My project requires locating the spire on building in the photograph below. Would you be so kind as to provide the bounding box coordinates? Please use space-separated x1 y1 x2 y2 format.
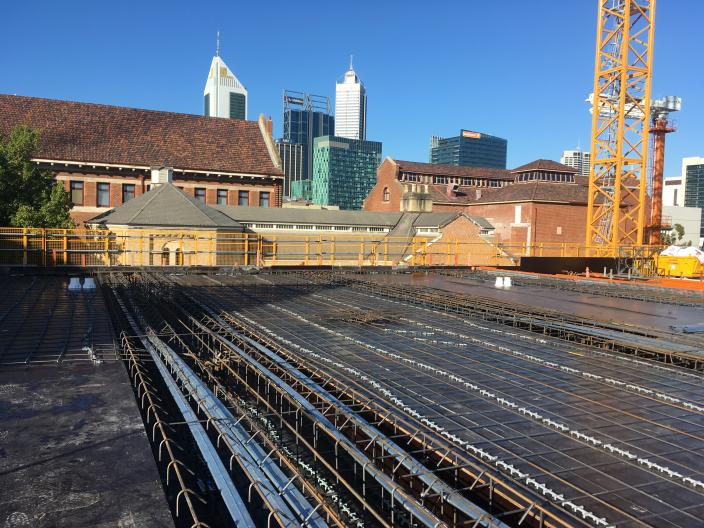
203 33 248 120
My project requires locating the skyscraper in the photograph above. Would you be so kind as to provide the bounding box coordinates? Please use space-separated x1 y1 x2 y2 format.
429 130 507 169
203 34 248 120
334 59 367 140
282 91 334 183
276 140 304 198
560 149 591 177
312 136 381 210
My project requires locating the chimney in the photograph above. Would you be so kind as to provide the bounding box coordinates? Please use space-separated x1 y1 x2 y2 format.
266 115 273 138
150 166 173 186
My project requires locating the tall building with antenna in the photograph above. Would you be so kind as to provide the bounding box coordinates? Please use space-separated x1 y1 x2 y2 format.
334 57 367 140
203 32 248 120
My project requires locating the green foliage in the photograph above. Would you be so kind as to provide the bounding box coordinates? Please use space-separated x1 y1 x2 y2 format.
662 223 686 246
0 125 74 228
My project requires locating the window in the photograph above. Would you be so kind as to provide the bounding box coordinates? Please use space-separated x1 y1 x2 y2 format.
97 183 110 207
238 190 249 206
204 94 210 115
217 189 228 205
229 93 246 119
259 192 270 208
194 188 206 202
382 187 390 202
70 181 84 205
122 184 135 203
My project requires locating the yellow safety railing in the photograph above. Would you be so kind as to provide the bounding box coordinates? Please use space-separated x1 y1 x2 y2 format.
0 227 649 268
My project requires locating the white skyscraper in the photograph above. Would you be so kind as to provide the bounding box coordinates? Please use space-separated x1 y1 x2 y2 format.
203 34 248 120
334 59 367 140
560 149 590 177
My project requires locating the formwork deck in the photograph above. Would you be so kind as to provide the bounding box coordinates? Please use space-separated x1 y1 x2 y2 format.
0 275 172 528
415 274 704 331
172 272 704 528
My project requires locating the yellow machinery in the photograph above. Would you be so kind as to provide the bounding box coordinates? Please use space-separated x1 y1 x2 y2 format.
586 0 656 255
656 256 704 278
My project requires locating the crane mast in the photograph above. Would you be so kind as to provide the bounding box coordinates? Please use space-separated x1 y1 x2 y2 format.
586 0 656 255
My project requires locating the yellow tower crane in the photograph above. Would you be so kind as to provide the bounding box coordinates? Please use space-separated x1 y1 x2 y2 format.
586 0 656 255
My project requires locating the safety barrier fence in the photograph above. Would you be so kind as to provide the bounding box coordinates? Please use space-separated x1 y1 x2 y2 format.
0 227 647 267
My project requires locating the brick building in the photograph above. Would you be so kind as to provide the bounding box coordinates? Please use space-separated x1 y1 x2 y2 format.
364 157 591 246
0 94 283 225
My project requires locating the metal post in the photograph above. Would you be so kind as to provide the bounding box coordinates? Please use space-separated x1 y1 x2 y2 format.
103 230 109 266
22 228 28 266
62 229 68 265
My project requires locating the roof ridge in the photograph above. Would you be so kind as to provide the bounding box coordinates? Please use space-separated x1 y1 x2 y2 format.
0 93 224 122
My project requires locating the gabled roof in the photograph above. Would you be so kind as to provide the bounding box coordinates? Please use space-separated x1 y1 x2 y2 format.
0 94 282 176
511 159 578 173
88 183 242 228
392 159 513 180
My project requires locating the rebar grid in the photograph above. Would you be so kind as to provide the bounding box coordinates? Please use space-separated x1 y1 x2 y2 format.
182 271 704 527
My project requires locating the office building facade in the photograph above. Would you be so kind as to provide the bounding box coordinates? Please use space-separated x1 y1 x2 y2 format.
281 91 334 182
560 149 590 177
334 62 367 140
429 130 507 169
312 136 382 210
276 140 305 197
203 39 247 120
683 157 704 240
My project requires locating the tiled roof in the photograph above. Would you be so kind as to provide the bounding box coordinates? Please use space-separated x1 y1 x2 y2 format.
393 160 513 180
214 206 472 228
88 183 242 228
512 159 578 173
0 94 282 176
88 183 496 231
430 180 588 205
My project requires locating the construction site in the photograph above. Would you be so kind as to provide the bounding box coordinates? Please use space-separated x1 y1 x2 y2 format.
2 1 704 528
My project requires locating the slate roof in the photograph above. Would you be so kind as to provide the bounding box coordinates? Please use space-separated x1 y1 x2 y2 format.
393 160 513 180
88 184 242 228
0 94 282 176
512 159 578 173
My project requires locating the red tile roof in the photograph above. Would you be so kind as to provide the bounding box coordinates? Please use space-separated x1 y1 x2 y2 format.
0 94 282 177
429 180 588 205
512 159 578 173
393 159 513 180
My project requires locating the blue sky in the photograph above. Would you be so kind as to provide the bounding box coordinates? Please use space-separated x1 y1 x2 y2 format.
1 0 701 176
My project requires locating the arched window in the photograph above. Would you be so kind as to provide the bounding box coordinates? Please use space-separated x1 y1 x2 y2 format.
382 187 390 202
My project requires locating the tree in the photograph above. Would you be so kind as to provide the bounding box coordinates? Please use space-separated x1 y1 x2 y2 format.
0 125 74 228
662 223 685 246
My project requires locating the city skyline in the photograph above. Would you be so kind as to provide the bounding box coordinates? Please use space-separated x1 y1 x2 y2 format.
2 1 702 176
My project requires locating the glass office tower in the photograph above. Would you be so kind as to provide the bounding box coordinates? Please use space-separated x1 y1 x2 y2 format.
282 91 334 182
684 161 704 239
429 130 507 169
312 136 382 210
